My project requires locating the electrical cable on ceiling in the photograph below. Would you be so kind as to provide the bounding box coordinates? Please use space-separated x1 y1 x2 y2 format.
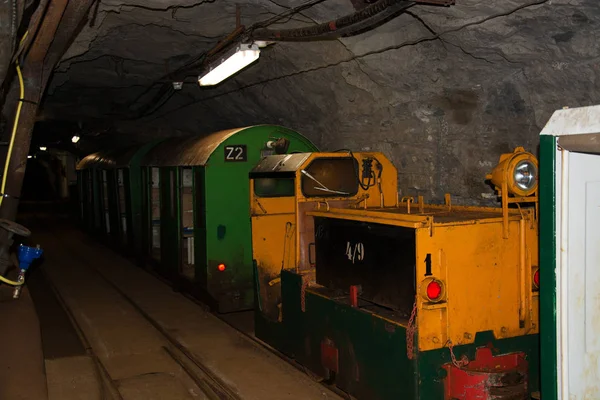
127 0 411 117
250 0 329 30
250 0 415 41
119 1 334 120
146 0 548 121
132 0 327 93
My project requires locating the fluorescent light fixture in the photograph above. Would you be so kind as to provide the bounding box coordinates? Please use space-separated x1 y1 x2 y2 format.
39 146 47 151
198 43 260 86
27 155 32 159
72 135 80 143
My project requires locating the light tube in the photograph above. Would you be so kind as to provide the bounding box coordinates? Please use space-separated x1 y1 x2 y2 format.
198 43 260 86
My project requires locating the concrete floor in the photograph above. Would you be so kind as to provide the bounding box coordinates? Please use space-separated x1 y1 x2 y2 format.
0 287 48 400
5 215 339 400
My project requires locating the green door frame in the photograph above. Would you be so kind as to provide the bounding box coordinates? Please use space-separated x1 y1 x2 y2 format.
160 167 180 279
539 135 558 400
193 166 208 287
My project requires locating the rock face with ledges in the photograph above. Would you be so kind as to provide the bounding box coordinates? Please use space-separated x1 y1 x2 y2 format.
46 0 600 204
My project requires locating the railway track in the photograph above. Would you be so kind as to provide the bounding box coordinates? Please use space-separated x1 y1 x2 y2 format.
27 215 340 400
44 240 242 400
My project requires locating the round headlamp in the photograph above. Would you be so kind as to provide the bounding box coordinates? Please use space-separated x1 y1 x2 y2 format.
487 147 539 197
513 160 538 193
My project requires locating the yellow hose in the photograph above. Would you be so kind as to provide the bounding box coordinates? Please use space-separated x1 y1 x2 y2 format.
0 33 28 286
0 274 23 286
0 58 25 209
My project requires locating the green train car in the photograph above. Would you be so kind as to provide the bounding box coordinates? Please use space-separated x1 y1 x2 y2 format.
77 142 160 254
77 125 317 313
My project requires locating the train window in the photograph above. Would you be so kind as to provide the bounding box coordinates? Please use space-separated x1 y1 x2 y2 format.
301 158 358 198
150 167 161 261
254 178 295 197
180 168 194 281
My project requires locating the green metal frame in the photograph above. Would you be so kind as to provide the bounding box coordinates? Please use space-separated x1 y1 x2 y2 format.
121 168 133 248
159 167 180 279
193 167 208 288
94 170 105 236
539 134 558 400
127 141 163 258
107 170 120 244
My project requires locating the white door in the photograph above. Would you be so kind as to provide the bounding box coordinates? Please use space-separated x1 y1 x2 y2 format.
557 148 600 399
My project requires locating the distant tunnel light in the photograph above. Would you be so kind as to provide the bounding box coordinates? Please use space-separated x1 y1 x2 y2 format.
72 135 80 143
39 146 47 151
198 43 260 86
27 155 32 159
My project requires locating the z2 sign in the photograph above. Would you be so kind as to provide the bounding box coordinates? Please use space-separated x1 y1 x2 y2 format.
224 145 247 162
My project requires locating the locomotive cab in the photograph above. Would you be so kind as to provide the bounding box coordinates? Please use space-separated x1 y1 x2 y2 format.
249 152 397 327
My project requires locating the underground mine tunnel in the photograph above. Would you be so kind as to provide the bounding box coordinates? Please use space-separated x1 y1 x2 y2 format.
0 1 599 399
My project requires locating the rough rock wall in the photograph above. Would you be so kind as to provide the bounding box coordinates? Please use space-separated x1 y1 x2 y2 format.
47 0 600 204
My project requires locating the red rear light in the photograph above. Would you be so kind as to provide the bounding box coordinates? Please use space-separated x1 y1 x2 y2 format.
427 281 442 300
533 269 539 288
218 263 226 272
420 277 445 303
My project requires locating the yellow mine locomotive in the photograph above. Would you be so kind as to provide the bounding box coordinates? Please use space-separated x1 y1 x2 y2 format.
250 148 540 400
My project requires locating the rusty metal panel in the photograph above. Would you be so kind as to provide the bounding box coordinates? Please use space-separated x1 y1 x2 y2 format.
140 127 248 167
76 146 140 170
249 153 311 175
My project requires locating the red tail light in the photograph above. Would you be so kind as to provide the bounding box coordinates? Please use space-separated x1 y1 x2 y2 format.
533 269 539 288
420 277 445 303
427 281 442 300
218 263 226 272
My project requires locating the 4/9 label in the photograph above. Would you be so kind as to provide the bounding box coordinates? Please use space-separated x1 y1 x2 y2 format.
345 242 365 264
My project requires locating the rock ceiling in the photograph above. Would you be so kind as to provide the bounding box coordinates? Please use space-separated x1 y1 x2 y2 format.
40 0 600 202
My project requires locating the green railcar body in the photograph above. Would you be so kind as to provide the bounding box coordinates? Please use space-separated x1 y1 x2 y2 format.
77 125 317 313
140 126 317 312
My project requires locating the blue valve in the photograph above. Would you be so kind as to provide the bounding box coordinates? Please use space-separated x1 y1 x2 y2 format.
17 244 43 271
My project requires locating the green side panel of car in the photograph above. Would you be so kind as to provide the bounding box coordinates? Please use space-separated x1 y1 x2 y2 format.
193 167 208 288
93 170 103 235
107 170 120 244
159 167 180 279
127 140 163 258
539 134 558 400
122 169 133 249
